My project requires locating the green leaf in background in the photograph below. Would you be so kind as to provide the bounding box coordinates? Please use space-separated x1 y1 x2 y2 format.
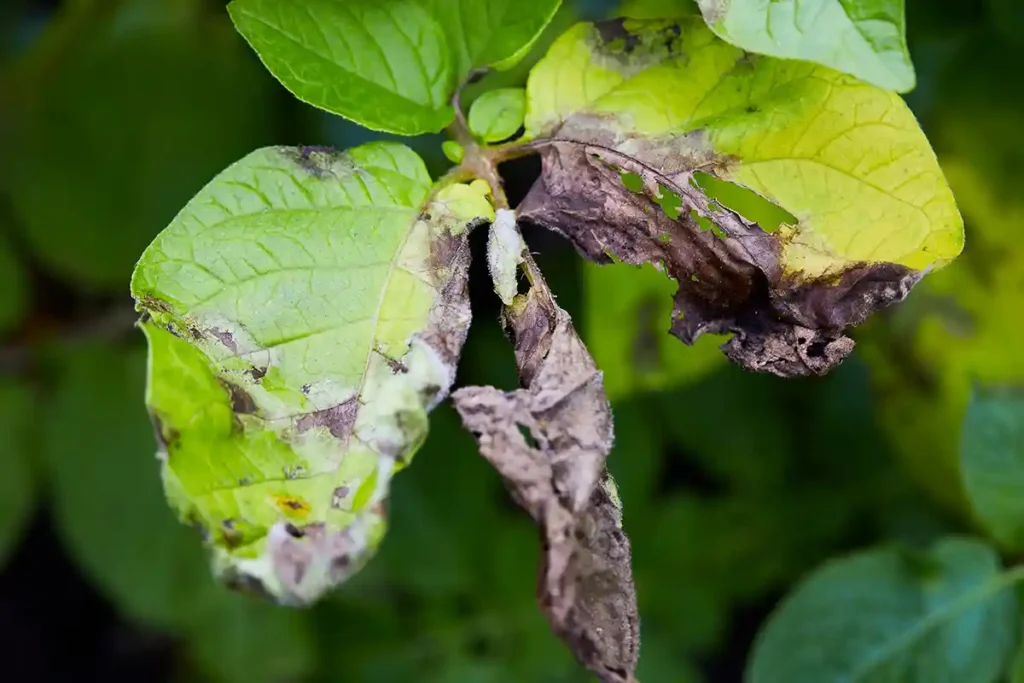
424 0 563 73
131 142 494 605
0 232 28 334
7 2 274 290
228 0 454 135
748 537 1020 683
468 87 526 142
695 0 916 93
582 261 725 400
619 0 698 19
0 380 34 567
960 386 1024 549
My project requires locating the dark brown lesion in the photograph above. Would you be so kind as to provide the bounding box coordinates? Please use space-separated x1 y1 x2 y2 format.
218 379 256 415
295 396 359 440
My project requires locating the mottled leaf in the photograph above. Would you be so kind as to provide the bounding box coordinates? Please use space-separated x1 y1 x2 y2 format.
228 0 454 135
748 537 1019 683
696 0 915 92
131 142 494 605
468 87 527 142
519 18 961 376
453 278 639 683
960 386 1024 549
0 381 34 567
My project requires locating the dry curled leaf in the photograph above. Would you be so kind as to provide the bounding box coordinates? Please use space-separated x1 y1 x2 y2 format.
453 284 639 683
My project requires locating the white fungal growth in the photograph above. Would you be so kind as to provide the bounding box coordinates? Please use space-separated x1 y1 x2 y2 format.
487 208 525 305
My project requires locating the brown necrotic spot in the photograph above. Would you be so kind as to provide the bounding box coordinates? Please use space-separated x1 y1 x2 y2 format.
221 519 244 548
208 328 237 353
281 145 342 178
247 365 267 381
331 486 351 508
274 495 311 518
295 396 358 440
219 379 256 415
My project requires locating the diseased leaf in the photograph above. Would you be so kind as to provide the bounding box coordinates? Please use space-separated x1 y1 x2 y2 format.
487 208 526 305
582 261 726 399
0 381 34 568
131 142 494 605
468 87 527 143
424 0 563 73
228 0 454 135
960 386 1024 549
453 277 639 683
519 18 961 377
695 0 915 92
748 537 1019 683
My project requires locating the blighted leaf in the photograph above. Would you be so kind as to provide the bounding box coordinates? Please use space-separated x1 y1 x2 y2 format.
468 87 527 143
696 0 915 92
228 0 454 135
582 260 726 399
425 0 563 73
748 537 1019 683
0 233 28 334
960 386 1024 549
131 142 494 605
0 381 34 567
453 281 639 682
519 18 961 377
8 5 273 289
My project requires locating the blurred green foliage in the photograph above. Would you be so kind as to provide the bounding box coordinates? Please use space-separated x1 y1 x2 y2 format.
2 0 1024 681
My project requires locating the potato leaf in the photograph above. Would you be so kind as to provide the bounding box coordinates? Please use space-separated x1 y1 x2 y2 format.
696 0 916 92
131 142 493 605
519 18 961 376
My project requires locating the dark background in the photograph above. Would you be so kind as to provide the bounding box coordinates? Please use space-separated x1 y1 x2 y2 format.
1 0 1021 681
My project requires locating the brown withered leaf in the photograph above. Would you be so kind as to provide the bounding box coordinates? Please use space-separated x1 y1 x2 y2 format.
516 18 963 377
453 285 639 683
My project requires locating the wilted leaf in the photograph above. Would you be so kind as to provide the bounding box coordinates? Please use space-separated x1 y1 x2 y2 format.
8 5 273 289
0 380 34 568
695 0 916 92
582 261 725 399
748 537 1019 683
960 385 1024 549
0 233 28 334
519 17 961 377
487 208 526 305
131 142 493 605
453 279 639 683
468 87 527 142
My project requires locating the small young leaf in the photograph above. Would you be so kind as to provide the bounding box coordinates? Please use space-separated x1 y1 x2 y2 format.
131 142 494 605
468 87 527 142
442 140 465 163
0 381 34 568
748 537 1020 683
696 0 916 93
228 0 455 135
960 385 1024 549
425 0 563 73
520 18 961 377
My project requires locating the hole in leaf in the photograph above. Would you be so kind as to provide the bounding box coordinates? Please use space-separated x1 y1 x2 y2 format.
692 171 797 233
517 423 539 449
619 170 644 193
654 184 682 219
690 210 726 239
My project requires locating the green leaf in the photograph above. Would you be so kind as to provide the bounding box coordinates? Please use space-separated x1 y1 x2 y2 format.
960 386 1024 549
42 346 213 626
520 17 961 376
131 142 494 605
695 0 916 93
0 381 35 567
0 233 28 334
442 140 465 163
8 5 274 289
468 87 526 142
748 537 1020 683
228 0 455 135
582 261 725 399
424 0 563 73
620 0 699 19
